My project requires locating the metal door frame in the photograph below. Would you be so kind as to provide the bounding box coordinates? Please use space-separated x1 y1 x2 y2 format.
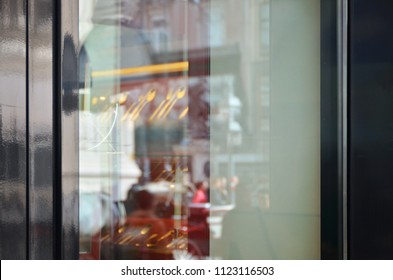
27 0 79 259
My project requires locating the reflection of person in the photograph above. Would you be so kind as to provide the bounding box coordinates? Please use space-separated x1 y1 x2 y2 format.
116 190 172 260
124 183 142 215
257 188 270 210
220 184 275 259
211 177 229 205
192 181 208 203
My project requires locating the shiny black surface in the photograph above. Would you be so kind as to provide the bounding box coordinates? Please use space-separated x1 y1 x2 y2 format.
27 0 55 259
1 0 79 260
0 0 27 259
58 0 79 259
320 0 342 260
350 0 393 259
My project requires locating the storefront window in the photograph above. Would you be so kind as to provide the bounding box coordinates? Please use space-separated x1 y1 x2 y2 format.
78 0 320 260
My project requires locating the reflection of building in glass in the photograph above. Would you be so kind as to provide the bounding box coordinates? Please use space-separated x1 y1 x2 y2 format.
78 0 212 260
77 0 273 259
208 0 271 192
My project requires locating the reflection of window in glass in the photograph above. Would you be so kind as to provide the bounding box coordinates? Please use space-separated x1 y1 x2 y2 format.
149 17 169 52
79 0 96 42
209 5 225 47
259 0 270 58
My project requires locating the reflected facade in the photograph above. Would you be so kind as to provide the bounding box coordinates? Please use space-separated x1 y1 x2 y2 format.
78 0 320 260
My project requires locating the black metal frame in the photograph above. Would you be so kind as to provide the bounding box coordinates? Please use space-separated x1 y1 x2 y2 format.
27 0 79 260
0 0 79 259
55 0 79 260
320 0 344 260
27 0 56 259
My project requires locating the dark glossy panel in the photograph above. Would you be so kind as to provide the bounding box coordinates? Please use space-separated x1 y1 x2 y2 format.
0 0 27 259
27 0 54 259
350 0 393 259
320 0 342 260
58 0 79 259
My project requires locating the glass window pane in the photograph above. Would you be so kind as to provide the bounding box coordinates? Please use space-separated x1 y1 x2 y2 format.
78 0 320 260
